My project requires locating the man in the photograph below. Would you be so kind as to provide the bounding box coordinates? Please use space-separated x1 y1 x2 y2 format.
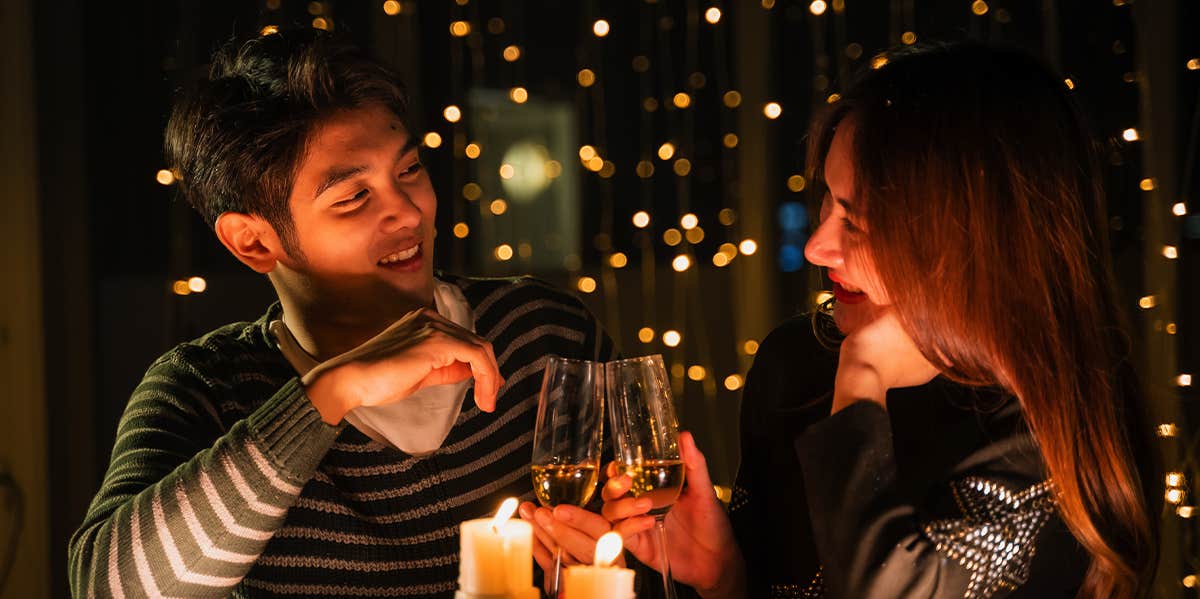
69 29 613 597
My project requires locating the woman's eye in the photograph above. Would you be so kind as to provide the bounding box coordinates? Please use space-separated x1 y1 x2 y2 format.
841 218 860 233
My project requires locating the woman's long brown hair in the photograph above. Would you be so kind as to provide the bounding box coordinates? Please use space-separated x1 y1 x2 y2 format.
808 43 1156 597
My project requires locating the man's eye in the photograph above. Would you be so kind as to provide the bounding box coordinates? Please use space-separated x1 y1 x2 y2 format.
399 163 423 177
335 190 369 207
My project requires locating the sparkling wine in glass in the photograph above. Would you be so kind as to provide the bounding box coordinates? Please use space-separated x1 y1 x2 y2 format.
531 356 605 598
606 354 684 599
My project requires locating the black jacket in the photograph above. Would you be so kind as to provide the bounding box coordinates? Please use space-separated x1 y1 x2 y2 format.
729 316 1092 599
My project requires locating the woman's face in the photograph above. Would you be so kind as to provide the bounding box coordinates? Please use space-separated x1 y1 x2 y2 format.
804 119 891 333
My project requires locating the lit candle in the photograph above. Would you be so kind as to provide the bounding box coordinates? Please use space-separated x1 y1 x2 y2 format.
456 498 540 599
562 532 636 599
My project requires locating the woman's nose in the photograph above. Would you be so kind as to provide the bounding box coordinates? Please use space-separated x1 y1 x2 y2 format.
804 217 843 269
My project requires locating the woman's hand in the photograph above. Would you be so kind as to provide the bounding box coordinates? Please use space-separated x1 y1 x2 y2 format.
601 432 746 599
832 307 939 414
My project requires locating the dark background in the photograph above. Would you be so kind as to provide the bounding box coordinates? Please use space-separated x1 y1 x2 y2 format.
7 0 1198 596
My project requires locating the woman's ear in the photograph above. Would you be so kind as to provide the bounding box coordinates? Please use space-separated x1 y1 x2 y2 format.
213 212 285 274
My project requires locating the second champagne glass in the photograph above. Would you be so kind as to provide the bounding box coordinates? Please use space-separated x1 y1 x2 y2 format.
531 356 605 598
606 354 684 599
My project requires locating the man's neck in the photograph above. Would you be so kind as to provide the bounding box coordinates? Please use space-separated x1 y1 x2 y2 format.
276 288 437 362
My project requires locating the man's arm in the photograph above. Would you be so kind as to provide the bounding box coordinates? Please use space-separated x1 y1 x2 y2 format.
68 349 342 598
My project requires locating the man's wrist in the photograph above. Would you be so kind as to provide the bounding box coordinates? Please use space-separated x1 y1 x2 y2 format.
304 366 353 425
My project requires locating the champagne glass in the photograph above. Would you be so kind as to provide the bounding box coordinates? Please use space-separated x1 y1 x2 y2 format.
531 356 605 598
605 354 684 599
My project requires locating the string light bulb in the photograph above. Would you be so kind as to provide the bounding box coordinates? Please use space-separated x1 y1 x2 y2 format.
1122 128 1139 141
577 69 596 87
260 24 280 36
673 93 691 109
577 276 597 293
509 87 528 104
449 21 470 37
1179 374 1193 387
1167 472 1185 487
638 327 655 343
658 142 676 161
503 45 521 62
1158 423 1178 437
1178 506 1195 518
1138 295 1156 309
495 244 514 261
723 90 742 108
423 132 443 148
464 143 481 159
1166 488 1186 505
680 214 699 230
632 211 651 228
593 19 610 37
763 102 782 119
672 254 692 272
1172 202 1188 216
489 199 508 215
453 222 470 238
724 374 744 391
705 7 722 23
1140 178 1156 191
156 169 176 185
382 0 401 15
809 0 827 15
743 339 760 355
739 239 758 255
443 105 462 123
971 0 989 15
1163 245 1178 259
687 365 707 381
609 252 628 268
186 276 207 293
663 330 682 347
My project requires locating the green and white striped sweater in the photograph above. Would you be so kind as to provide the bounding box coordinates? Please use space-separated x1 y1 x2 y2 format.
69 275 614 598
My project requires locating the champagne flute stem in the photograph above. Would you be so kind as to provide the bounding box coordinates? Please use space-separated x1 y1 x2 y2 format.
551 546 563 599
655 516 677 599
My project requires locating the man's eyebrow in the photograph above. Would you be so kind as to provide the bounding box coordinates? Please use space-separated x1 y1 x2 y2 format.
314 165 368 201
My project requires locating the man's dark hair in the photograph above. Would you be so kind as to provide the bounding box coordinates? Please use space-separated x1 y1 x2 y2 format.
165 29 412 252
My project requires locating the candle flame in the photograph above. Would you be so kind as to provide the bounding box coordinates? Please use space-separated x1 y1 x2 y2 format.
594 532 623 567
490 497 519 532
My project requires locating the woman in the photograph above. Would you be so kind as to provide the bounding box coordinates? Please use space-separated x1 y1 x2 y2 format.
528 42 1159 598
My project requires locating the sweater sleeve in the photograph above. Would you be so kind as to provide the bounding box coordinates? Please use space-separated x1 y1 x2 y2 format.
795 401 1059 599
68 350 344 598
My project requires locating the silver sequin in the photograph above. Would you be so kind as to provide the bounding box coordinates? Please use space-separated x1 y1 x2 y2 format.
924 478 1056 599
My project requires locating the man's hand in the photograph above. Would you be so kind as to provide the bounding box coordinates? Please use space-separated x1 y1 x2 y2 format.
304 308 503 424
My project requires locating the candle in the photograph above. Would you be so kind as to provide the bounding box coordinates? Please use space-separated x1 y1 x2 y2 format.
562 532 636 599
456 498 540 599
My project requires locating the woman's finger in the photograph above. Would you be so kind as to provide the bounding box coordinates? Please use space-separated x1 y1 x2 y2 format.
552 505 611 540
678 431 716 500
601 474 633 502
601 496 652 522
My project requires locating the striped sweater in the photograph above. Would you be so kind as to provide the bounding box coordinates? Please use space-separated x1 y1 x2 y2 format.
69 275 615 598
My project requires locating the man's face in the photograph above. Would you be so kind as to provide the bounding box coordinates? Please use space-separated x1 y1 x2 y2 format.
278 103 437 312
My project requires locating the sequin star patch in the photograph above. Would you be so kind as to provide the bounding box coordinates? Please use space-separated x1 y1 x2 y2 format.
924 478 1056 599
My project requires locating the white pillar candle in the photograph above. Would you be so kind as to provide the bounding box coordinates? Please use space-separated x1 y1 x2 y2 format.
562 532 636 599
456 498 540 599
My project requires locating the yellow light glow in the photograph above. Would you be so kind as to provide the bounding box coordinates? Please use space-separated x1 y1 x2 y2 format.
636 160 655 178
382 0 402 15
609 252 628 268
681 213 699 230
815 291 834 306
718 209 736 226
871 54 889 69
464 143 481 159
663 228 682 246
901 31 916 45
593 532 622 567
499 164 515 179
673 92 691 109
1163 245 1178 259
1122 128 1139 141
638 327 655 343
579 145 597 162
593 19 610 37
809 0 827 15
673 159 692 176
1138 295 1156 309
724 374 743 391
658 142 676 161
1167 472 1185 487
686 227 705 244
503 45 521 62
495 244 514 261
761 0 775 7
577 276 597 293
971 0 989 15
423 132 443 148
490 497 519 530
260 25 280 36
585 156 604 172
443 105 462 123
705 7 722 23
663 330 682 347
1167 322 1177 335
826 93 842 104
633 211 651 228
453 222 470 238
517 242 532 258
1187 58 1200 70
763 102 782 119
1166 488 1185 505
787 175 807 192
1064 78 1075 90
1179 374 1193 387
1185 575 1198 588
156 169 176 185
1158 423 1178 437
723 133 739 148
487 17 504 35
688 365 707 381
577 69 596 87
172 280 191 296
846 42 863 59
187 276 207 293
308 1 324 15
719 242 738 258
672 254 692 272
739 239 758 255
723 90 742 108
544 160 562 178
1139 178 1155 191
489 199 508 215
743 339 759 355
509 87 528 104
450 21 471 37
643 97 659 112
599 161 616 178
1173 202 1188 216
632 55 650 72
463 183 482 201
1178 506 1195 518
312 17 331 31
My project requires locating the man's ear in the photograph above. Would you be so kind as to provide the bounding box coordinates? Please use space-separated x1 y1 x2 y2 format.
214 212 285 274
